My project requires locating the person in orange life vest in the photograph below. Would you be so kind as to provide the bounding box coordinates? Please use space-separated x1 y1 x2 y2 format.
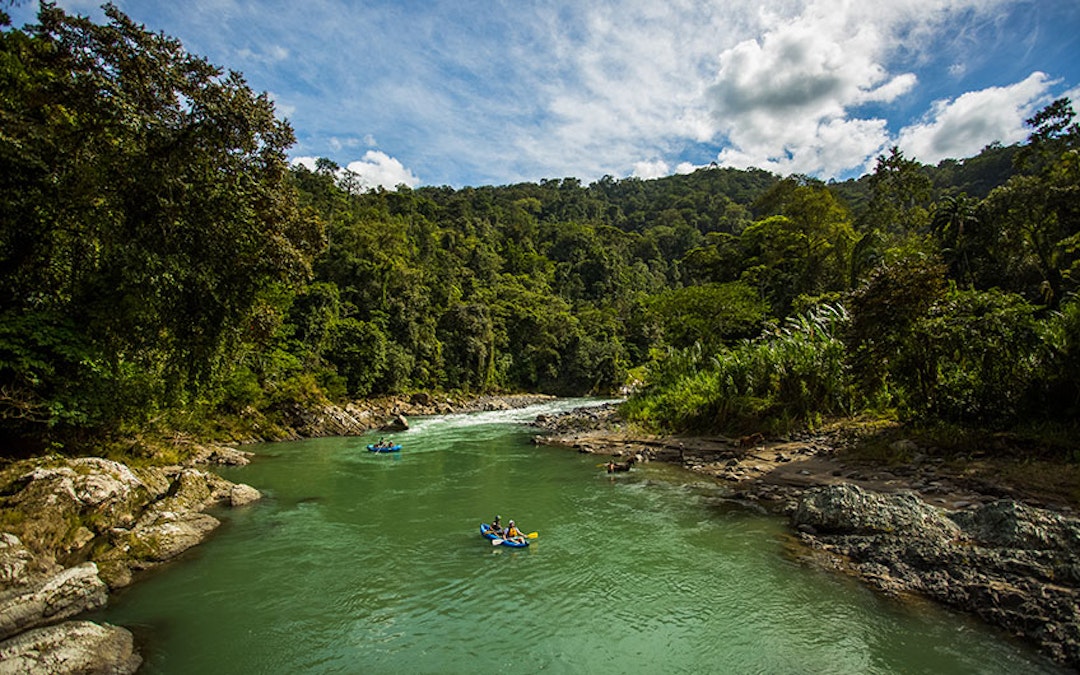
503 519 525 544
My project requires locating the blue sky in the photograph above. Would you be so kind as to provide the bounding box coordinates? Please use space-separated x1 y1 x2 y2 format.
7 0 1080 189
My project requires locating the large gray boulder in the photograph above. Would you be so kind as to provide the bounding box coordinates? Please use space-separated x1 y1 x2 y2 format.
949 499 1080 551
793 483 961 539
0 620 141 675
0 452 264 673
381 414 409 432
0 561 108 642
3 460 156 564
792 484 1080 669
0 534 49 589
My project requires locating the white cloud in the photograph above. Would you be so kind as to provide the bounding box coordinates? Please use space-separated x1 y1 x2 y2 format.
632 160 671 180
235 43 289 66
292 151 420 191
897 72 1055 164
345 151 420 190
699 0 1032 178
267 91 295 119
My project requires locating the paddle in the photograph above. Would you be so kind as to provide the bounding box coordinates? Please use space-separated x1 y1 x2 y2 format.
492 531 536 545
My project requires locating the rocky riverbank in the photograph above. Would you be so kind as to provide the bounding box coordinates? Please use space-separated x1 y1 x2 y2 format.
234 392 557 441
532 402 1080 670
0 392 554 673
0 447 261 674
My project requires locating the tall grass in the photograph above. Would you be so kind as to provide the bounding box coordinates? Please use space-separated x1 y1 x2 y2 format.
623 304 854 434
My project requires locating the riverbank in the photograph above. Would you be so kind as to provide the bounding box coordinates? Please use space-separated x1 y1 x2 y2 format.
531 402 1080 670
0 392 554 674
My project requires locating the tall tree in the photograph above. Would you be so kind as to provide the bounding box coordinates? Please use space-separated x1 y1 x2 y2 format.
861 146 933 236
0 5 322 439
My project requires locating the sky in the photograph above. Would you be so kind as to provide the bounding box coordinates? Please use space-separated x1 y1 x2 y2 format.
6 0 1080 189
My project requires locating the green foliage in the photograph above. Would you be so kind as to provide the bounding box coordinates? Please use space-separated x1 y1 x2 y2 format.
625 305 852 434
648 282 765 350
328 318 388 397
897 289 1046 425
844 255 947 395
0 5 321 443
1 10 1078 455
861 146 933 236
1040 294 1080 418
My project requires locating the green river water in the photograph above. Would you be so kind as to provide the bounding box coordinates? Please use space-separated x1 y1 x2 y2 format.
91 399 1065 674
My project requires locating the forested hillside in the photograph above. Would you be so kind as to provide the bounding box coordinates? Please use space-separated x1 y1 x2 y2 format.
1 6 1078 455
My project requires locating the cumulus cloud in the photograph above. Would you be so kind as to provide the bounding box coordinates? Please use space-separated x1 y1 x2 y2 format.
292 151 420 191
50 0 1072 186
699 0 1039 178
896 72 1056 164
344 151 421 190
703 1 924 176
632 159 671 180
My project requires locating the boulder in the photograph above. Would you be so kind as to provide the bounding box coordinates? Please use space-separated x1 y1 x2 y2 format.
229 483 262 507
793 484 960 539
792 485 1080 669
950 500 1080 551
410 392 433 406
0 562 108 641
0 620 140 675
0 534 51 590
186 444 253 467
0 458 172 565
127 511 220 564
382 414 409 432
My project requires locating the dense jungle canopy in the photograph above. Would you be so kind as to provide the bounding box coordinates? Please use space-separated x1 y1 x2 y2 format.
1 6 1078 454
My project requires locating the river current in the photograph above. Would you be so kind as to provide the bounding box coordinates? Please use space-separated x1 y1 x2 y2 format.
91 399 1064 673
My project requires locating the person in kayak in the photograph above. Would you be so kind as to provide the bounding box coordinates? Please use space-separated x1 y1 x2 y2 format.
503 519 526 544
489 515 503 536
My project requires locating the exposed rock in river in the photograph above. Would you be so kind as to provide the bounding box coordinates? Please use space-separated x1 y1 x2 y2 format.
0 558 107 641
791 484 1080 669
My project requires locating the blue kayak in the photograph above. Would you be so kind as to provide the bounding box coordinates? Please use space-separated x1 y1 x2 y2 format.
366 444 402 453
481 523 529 547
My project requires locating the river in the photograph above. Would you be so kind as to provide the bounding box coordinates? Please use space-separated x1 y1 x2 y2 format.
91 399 1065 673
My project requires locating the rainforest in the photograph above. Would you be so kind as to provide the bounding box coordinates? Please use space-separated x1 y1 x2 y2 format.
3 6 1078 457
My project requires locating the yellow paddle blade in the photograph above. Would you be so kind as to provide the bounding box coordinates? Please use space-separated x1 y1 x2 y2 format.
527 531 538 539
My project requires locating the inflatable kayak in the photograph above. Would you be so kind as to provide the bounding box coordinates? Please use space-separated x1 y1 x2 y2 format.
480 523 529 548
366 444 402 453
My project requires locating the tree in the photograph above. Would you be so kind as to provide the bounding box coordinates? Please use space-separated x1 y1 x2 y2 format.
0 5 322 440
738 183 855 314
862 147 933 236
648 282 766 350
930 194 980 288
1016 97 1080 174
844 256 947 397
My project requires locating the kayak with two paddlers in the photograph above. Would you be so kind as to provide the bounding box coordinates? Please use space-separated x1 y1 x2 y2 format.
480 521 538 547
367 437 401 453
